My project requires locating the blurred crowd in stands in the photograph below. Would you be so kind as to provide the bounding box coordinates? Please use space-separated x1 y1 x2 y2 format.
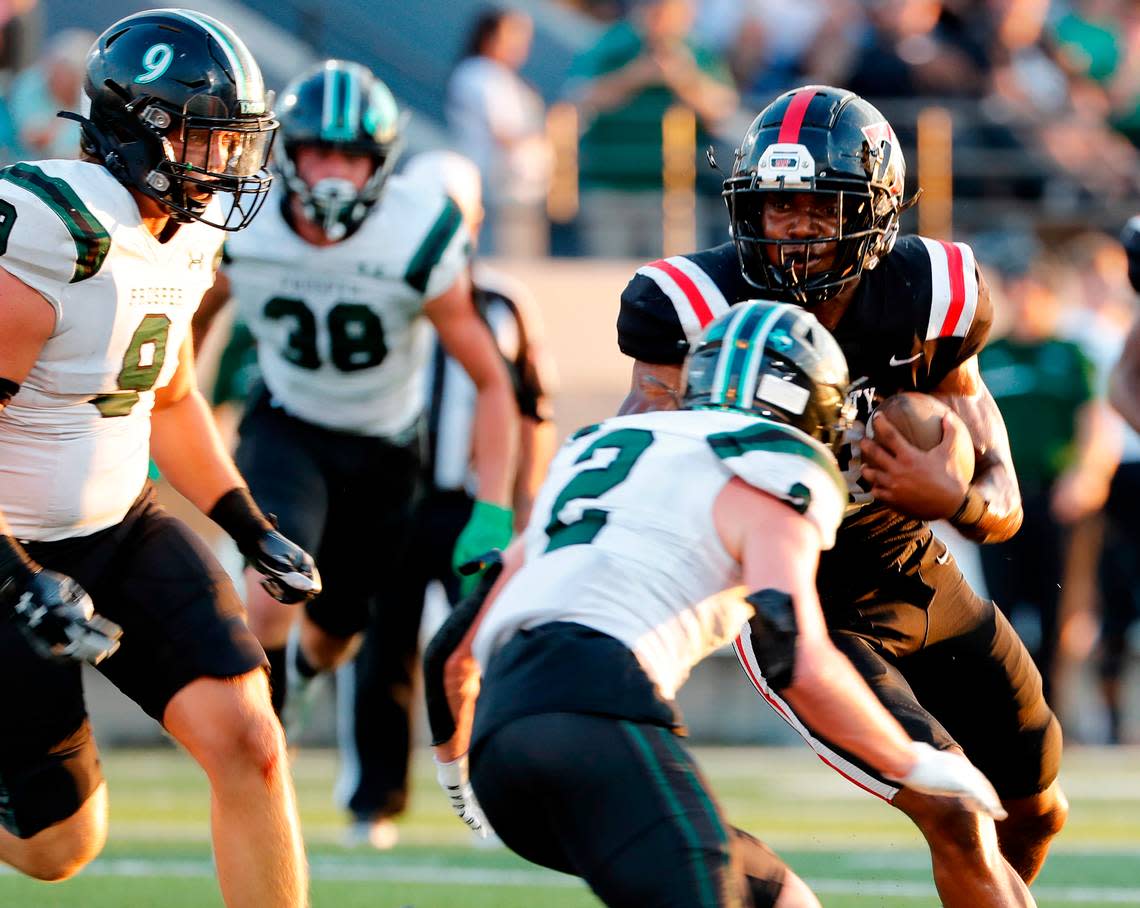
972 228 1139 745
553 0 1140 248
7 0 1140 742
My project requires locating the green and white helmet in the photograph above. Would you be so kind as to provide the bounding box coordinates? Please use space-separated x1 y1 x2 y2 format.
681 301 853 454
275 59 403 239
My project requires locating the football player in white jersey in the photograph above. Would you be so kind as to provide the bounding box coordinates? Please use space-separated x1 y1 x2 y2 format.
0 12 319 907
198 61 519 720
425 302 1007 908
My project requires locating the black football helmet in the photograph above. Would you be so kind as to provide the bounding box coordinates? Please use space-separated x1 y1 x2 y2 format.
68 9 277 230
274 60 403 240
681 300 853 454
723 85 912 306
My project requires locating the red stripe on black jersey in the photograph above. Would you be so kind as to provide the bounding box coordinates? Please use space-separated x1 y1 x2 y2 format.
649 258 716 326
917 236 979 342
777 89 817 144
938 240 967 337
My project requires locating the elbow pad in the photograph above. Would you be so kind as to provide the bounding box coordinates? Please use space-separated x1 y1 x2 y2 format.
423 552 504 746
744 589 798 692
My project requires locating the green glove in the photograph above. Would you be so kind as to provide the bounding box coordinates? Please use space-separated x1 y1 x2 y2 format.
452 500 513 596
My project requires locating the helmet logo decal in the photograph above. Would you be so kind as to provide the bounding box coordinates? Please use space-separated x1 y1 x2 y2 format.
134 43 174 84
756 143 815 186
861 121 903 197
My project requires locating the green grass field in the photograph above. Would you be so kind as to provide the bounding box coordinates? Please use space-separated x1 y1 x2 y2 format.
2 746 1137 907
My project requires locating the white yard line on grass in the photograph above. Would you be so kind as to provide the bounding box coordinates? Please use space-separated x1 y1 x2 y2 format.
2 858 1139 903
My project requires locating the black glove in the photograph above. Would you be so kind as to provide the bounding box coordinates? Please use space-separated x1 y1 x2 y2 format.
0 542 122 665
241 528 322 605
209 488 321 605
1122 216 1140 294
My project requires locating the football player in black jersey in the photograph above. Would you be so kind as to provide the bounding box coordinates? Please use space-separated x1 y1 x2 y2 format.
617 85 1064 908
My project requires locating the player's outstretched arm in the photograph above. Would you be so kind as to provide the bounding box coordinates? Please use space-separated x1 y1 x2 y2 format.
151 335 320 604
932 356 1023 543
720 481 1005 818
427 273 520 587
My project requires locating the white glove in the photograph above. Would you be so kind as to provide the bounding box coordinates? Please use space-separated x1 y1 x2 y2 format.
434 754 492 838
889 742 1007 820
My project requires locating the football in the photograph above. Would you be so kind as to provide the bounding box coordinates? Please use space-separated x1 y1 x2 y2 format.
869 392 948 451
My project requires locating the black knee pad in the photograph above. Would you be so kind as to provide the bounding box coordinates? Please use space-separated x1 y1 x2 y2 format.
0 720 102 839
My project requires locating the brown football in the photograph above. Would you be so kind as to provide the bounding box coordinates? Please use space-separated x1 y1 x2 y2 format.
870 392 949 451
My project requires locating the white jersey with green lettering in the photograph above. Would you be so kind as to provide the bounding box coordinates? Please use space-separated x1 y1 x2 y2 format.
0 159 223 542
472 408 847 699
224 174 469 438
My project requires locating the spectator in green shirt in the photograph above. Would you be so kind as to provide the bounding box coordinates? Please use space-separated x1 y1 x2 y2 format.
978 250 1119 705
564 0 737 258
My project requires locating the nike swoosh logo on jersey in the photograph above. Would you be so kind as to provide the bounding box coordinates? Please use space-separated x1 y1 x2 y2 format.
889 352 923 366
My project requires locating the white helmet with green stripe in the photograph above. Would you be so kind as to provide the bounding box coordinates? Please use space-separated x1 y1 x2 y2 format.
274 60 404 240
74 8 278 230
681 300 854 454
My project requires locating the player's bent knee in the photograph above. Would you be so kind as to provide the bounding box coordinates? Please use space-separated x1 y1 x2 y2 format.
6 783 108 882
1002 783 1069 841
166 674 284 781
195 708 285 786
299 621 356 672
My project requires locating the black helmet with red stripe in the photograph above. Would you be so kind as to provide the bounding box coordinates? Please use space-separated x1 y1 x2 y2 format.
723 85 910 306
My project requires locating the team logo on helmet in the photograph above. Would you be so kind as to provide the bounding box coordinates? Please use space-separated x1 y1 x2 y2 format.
861 121 903 199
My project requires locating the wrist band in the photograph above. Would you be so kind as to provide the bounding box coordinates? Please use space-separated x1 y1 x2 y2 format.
208 487 273 547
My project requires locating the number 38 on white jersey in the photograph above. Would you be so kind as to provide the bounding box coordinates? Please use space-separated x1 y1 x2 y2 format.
223 174 470 439
0 159 223 541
